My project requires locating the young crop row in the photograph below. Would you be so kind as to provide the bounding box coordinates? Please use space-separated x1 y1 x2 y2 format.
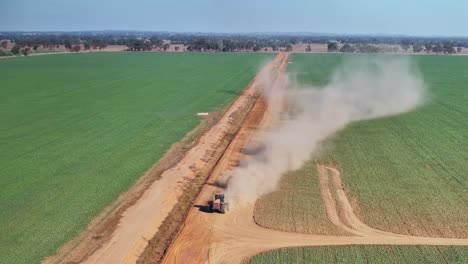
251 53 468 262
321 54 468 238
254 54 468 238
254 161 346 235
249 245 468 264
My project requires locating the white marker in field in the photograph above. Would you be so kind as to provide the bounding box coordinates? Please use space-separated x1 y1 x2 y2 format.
197 113 209 116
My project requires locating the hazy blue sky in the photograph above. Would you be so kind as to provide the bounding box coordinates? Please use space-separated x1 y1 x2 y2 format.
1 0 466 36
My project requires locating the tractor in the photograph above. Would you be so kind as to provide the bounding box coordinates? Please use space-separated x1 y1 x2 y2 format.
208 193 228 214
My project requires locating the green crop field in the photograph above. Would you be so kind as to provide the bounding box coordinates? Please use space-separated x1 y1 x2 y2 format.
252 53 468 261
248 245 468 264
255 53 468 236
0 52 272 264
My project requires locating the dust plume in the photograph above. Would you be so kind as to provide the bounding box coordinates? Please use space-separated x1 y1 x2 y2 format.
224 57 426 205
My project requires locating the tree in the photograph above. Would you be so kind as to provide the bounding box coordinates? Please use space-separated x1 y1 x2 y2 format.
286 44 293 52
217 41 224 51
21 47 31 56
442 43 455 54
150 36 163 48
126 39 144 51
306 45 312 52
33 44 39 50
327 41 338 52
84 42 91 50
11 45 20 55
89 39 108 50
412 44 424 53
432 43 443 54
64 40 73 50
134 39 144 51
0 40 7 49
174 46 179 51
99 42 108 50
339 43 355 53
401 44 410 52
457 47 462 53
72 45 81 52
143 40 153 51
162 43 170 51
424 43 433 53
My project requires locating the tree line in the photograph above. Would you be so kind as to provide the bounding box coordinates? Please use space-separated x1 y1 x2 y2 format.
1 31 467 56
325 40 460 54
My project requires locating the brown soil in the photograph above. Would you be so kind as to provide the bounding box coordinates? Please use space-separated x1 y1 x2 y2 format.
292 43 328 53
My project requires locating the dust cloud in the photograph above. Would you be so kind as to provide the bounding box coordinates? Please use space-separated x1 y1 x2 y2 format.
224 57 426 206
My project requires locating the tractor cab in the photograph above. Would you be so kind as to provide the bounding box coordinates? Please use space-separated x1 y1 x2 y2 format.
208 193 228 214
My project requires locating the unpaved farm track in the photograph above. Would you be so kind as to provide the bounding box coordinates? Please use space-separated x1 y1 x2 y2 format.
45 53 286 264
163 53 468 264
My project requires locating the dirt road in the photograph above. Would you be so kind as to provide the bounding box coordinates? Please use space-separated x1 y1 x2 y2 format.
54 53 284 264
163 53 468 264
162 52 289 263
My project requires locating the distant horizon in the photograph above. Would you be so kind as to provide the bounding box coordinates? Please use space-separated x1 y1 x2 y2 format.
1 30 468 38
